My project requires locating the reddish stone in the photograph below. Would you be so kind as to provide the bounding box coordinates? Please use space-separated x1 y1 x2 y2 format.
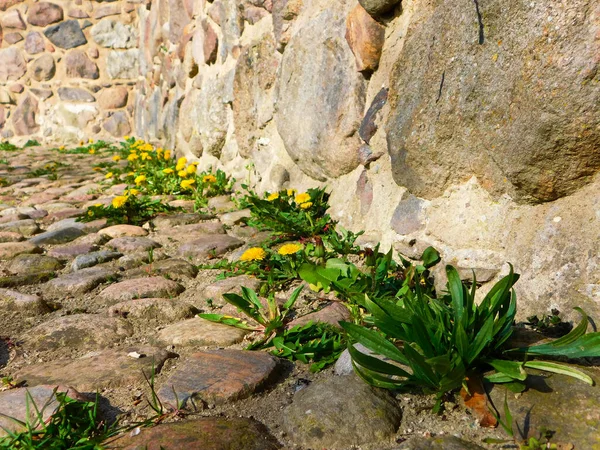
287 302 352 329
65 50 99 79
93 3 120 19
345 3 385 73
1 9 26 29
0 48 27 82
202 19 218 64
9 83 23 93
24 31 46 54
4 32 23 44
67 8 89 18
0 0 23 11
27 2 64 27
100 277 184 302
12 94 39 136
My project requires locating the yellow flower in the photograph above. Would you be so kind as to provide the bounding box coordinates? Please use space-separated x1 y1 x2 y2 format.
127 172 135 177
112 195 128 208
203 174 217 183
112 155 121 161
300 202 313 209
240 247 267 261
163 168 174 174
127 153 139 161
180 179 196 190
156 148 163 157
175 157 187 171
79 141 84 145
164 150 171 160
278 243 302 255
287 189 297 196
105 172 114 179
187 164 198 175
295 192 311 204
139 143 153 152
93 203 103 207
141 152 152 161
59 145 65 151
88 149 96 155
127 188 140 196
178 170 188 178
93 167 102 172
267 192 279 201
134 175 147 185
88 138 94 144
123 136 130 140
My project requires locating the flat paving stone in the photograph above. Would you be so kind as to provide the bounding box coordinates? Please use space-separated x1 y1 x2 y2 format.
0 219 39 236
100 224 148 238
47 243 98 259
177 234 244 262
283 375 402 449
21 314 133 352
394 436 486 450
124 258 198 280
201 275 262 303
8 253 63 274
0 231 24 242
71 250 122 270
219 209 251 227
46 218 86 232
0 241 41 260
0 385 86 437
151 212 215 229
45 267 117 295
109 417 281 450
168 222 226 240
287 302 351 329
100 277 184 302
154 317 248 347
29 227 86 245
16 346 175 392
0 272 55 288
0 288 49 316
108 298 197 321
157 350 277 407
107 236 161 253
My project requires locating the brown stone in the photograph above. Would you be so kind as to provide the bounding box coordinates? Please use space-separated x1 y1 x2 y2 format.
345 4 385 73
100 224 147 238
100 277 184 302
124 258 198 281
12 95 40 136
1 9 26 29
157 350 277 407
0 48 27 82
108 298 196 321
0 0 23 11
106 236 160 253
0 288 49 315
287 302 351 329
30 54 56 81
9 83 23 93
67 8 88 18
202 19 218 65
45 267 117 295
4 32 23 44
93 3 120 19
27 2 64 27
0 231 24 243
177 234 244 263
65 50 99 79
97 86 128 109
103 111 131 137
24 31 46 54
154 318 248 347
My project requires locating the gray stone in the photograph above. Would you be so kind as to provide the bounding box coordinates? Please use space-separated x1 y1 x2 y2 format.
65 50 99 79
106 49 139 79
151 212 215 229
43 20 87 49
385 0 600 203
0 289 49 316
45 218 85 233
390 194 425 235
8 254 62 274
91 19 138 49
157 350 277 407
394 436 486 450
12 95 40 136
154 317 248 347
71 250 122 270
47 243 97 260
106 236 160 253
45 267 117 295
125 258 198 280
24 31 46 54
283 375 401 448
219 209 251 227
21 314 133 352
0 48 27 82
177 234 244 263
0 219 39 236
99 277 184 302
29 227 85 245
108 298 196 321
275 4 365 180
57 87 95 102
102 111 131 137
358 0 400 16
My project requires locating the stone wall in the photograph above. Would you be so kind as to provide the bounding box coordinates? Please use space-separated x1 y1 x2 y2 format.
1 0 599 321
0 0 140 142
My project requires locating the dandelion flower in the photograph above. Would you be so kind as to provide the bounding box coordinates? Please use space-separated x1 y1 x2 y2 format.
163 168 174 174
267 192 279 201
105 172 113 179
141 152 152 161
203 174 217 183
300 202 312 209
278 243 302 255
187 164 198 175
178 170 188 178
240 247 266 261
127 172 135 177
127 188 140 196
124 136 130 140
176 157 187 171
287 189 297 196
88 138 94 144
112 155 121 161
112 195 128 208
134 175 147 185
295 192 311 204
127 153 139 161
88 149 96 155
59 145 65 151
164 150 171 160
180 179 196 190
93 203 103 207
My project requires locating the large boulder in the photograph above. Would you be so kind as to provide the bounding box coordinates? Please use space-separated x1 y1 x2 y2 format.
385 0 600 203
275 4 366 180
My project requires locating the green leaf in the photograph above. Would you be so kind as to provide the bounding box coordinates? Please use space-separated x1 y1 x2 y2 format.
197 313 259 331
421 246 441 268
486 359 527 381
512 332 600 358
340 321 409 365
446 265 465 325
347 343 412 378
222 292 263 324
283 285 304 310
524 361 594 385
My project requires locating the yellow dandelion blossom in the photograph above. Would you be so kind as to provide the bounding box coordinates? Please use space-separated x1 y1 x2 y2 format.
156 148 163 157
141 152 152 161
134 175 147 185
94 203 103 207
240 247 267 261
187 164 198 175
164 150 171 160
203 174 217 183
180 179 196 190
300 202 313 209
139 143 153 152
105 172 113 179
112 155 121 161
79 141 84 145
127 172 135 177
88 149 96 155
93 167 102 172
163 168 174 174
112 195 128 208
295 192 311 204
123 136 130 140
267 192 279 201
175 157 187 171
59 145 65 151
278 243 302 255
286 189 297 196
88 138 94 144
178 170 188 178
127 153 139 161
127 188 140 196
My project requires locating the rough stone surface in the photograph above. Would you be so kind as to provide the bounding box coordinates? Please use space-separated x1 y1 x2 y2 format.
157 350 277 407
125 258 198 280
91 19 138 49
177 234 244 262
12 95 40 135
47 243 97 260
106 49 139 79
106 236 160 253
345 3 385 73
103 111 131 137
100 224 147 238
108 298 196 321
97 86 129 109
394 436 486 450
1 9 25 29
151 213 214 229
154 317 248 347
8 254 62 274
29 227 85 245
21 314 133 352
390 194 425 235
27 2 63 26
0 242 40 260
0 289 49 315
109 418 281 450
100 277 184 302
283 375 402 448
358 0 400 16
16 346 174 392
58 87 95 102
275 4 365 180
272 0 303 51
386 0 600 203
71 250 122 270
43 20 87 49
45 267 117 295
65 50 99 79
24 31 46 54
287 302 351 329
